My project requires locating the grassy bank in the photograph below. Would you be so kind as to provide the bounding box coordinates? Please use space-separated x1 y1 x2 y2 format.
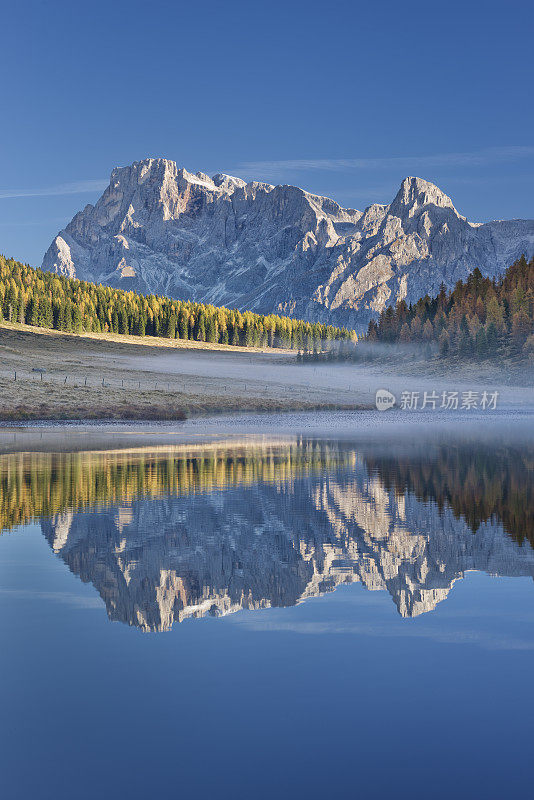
0 376 361 422
0 323 369 421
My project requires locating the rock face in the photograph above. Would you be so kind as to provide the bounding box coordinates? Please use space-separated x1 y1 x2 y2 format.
41 460 534 631
42 159 534 331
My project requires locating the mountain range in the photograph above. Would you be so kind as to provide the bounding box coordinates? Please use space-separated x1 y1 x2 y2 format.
42 158 534 330
40 447 534 631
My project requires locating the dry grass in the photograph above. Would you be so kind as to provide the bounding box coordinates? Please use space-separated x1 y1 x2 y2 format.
0 324 365 420
0 378 352 421
0 320 292 355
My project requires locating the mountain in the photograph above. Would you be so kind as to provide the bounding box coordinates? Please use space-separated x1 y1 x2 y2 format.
42 158 534 330
40 450 534 631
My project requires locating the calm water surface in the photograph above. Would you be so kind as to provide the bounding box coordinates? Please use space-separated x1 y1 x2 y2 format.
1 427 533 799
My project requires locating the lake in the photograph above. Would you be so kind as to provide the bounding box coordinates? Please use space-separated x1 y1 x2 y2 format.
1 415 533 799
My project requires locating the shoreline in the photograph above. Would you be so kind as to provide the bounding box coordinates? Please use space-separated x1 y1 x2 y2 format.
0 407 533 455
0 399 370 423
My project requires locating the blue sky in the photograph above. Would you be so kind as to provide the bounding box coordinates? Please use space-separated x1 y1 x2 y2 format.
1 0 533 266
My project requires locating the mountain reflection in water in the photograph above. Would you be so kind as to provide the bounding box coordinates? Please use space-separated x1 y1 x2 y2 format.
1 438 533 630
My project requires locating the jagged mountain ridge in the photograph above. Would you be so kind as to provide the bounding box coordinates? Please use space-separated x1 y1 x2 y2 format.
42 158 534 330
41 465 534 631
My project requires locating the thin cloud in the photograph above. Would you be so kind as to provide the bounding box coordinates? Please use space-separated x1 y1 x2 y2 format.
0 178 107 200
231 616 534 651
0 588 102 609
238 145 534 179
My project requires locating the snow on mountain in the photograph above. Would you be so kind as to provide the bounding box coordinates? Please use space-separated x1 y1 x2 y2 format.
42 158 534 330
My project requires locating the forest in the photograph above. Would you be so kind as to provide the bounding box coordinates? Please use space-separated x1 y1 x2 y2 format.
0 255 353 350
0 443 349 533
364 443 534 549
3 252 532 361
366 255 534 360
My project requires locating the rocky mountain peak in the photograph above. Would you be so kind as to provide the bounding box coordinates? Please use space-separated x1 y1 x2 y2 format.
391 176 457 215
110 157 174 186
42 160 534 331
212 172 247 191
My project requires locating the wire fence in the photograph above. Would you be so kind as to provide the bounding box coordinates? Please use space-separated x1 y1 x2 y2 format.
0 365 368 398
0 370 294 397
3 370 182 392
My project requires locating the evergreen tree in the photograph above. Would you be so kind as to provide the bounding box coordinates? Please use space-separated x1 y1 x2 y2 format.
367 254 534 362
165 314 177 338
0 253 359 354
